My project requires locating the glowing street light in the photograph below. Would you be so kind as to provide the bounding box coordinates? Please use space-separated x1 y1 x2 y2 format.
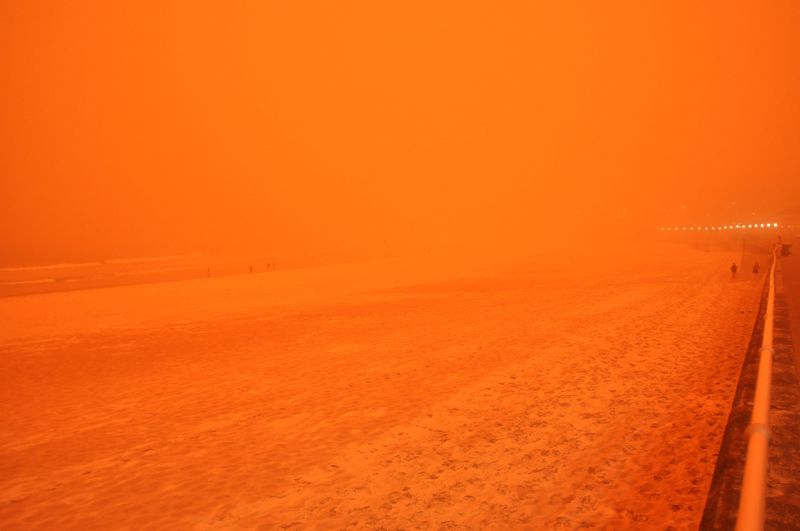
657 221 780 232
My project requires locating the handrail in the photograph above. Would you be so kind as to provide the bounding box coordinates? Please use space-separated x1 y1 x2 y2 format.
735 246 778 531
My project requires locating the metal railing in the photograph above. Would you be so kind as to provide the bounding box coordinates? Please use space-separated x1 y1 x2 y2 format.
736 246 778 530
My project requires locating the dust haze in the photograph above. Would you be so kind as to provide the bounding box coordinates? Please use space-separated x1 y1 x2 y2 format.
4 3 800 528
2 1 799 267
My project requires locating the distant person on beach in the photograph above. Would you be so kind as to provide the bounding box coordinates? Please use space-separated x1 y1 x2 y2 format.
730 262 738 278
752 262 760 274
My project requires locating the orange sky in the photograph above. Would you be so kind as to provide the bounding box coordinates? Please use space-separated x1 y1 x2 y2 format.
2 1 799 265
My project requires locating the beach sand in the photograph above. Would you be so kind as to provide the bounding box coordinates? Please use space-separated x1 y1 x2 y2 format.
0 243 764 529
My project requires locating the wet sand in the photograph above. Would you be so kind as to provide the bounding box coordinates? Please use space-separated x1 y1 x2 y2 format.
0 245 764 529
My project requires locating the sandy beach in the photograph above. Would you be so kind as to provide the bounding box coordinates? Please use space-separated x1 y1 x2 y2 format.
5 0 798 527
0 243 764 529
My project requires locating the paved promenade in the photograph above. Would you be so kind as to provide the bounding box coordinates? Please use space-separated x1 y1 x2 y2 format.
782 241 800 394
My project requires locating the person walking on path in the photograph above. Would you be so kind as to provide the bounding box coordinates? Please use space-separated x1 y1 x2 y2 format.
731 262 738 279
753 261 760 275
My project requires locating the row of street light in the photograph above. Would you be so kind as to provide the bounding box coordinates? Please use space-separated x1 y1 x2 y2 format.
658 223 780 231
